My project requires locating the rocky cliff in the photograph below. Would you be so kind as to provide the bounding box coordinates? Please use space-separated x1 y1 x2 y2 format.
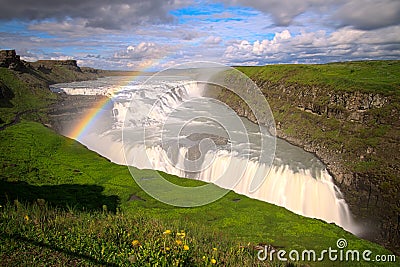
215 62 400 254
0 50 25 71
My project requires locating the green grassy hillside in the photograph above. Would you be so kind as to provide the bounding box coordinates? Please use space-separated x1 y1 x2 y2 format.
237 61 400 95
0 68 58 124
0 122 397 266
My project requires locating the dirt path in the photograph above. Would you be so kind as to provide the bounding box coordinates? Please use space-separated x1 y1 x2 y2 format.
0 109 36 131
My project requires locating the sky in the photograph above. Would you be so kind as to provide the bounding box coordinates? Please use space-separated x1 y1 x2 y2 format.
0 0 399 70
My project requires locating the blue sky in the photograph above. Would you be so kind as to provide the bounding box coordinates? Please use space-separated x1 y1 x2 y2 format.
0 0 399 70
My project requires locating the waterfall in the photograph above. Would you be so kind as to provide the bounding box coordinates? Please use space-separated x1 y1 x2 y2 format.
52 76 358 234
80 132 356 234
124 144 355 233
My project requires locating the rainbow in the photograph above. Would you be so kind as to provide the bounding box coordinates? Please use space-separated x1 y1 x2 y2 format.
68 95 115 140
68 60 161 140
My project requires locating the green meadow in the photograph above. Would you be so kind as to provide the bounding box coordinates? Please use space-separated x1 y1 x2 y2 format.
0 65 398 266
0 121 397 266
236 60 400 95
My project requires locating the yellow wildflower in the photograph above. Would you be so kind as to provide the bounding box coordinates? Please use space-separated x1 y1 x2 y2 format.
24 215 29 221
175 240 183 246
177 232 186 238
165 247 170 251
211 258 217 264
163 229 171 235
213 247 218 251
202 256 206 260
183 245 189 251
131 240 140 247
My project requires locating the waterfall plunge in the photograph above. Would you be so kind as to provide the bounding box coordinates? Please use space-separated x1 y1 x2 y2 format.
55 76 358 234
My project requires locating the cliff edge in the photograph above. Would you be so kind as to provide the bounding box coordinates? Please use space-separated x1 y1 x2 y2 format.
216 62 400 254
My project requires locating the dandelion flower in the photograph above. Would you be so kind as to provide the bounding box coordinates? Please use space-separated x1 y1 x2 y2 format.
183 245 189 251
131 240 140 247
211 258 217 264
163 229 171 235
24 215 29 221
177 232 186 238
213 247 218 251
175 240 182 245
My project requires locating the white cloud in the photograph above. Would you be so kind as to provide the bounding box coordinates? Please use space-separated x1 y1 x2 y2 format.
114 42 166 60
223 27 400 65
225 30 292 59
50 55 74 60
204 36 222 45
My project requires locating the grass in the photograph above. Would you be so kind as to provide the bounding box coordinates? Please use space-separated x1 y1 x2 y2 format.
0 68 58 126
0 201 262 266
0 121 398 266
237 61 400 95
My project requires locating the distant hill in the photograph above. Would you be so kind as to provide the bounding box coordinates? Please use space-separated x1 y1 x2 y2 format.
0 50 106 125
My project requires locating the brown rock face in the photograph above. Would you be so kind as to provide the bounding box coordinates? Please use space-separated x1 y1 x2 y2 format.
32 60 82 72
0 50 24 70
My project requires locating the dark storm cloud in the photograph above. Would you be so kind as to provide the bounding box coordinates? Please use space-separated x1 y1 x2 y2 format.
221 0 338 26
334 0 400 30
222 0 400 30
0 0 177 29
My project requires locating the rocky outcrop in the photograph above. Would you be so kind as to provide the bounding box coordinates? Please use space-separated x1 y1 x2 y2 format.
255 80 396 125
31 59 82 73
0 50 25 71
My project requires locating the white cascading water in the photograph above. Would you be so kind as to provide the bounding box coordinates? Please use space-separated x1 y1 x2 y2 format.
50 76 357 234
